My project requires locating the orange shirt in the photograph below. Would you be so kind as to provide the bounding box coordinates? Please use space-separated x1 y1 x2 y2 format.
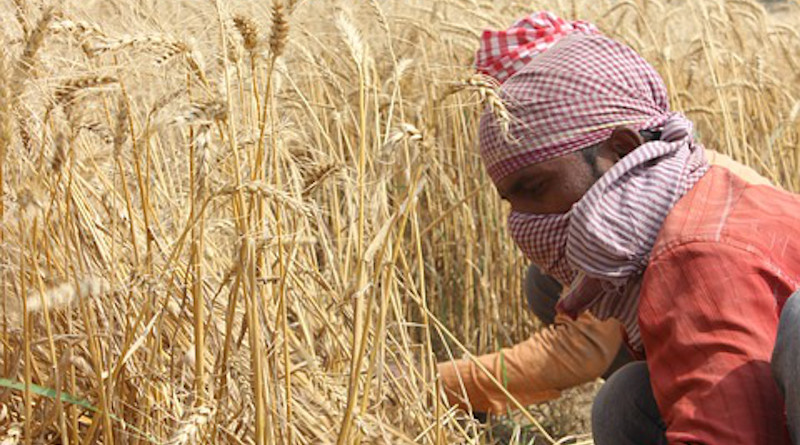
437 151 775 415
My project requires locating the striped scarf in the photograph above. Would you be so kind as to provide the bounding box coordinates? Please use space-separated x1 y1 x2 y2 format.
509 114 708 351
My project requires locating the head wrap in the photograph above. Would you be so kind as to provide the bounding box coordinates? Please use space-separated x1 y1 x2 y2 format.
475 11 599 84
479 32 672 184
476 24 709 352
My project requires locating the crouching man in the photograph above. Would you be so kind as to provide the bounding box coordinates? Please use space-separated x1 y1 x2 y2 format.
438 11 800 445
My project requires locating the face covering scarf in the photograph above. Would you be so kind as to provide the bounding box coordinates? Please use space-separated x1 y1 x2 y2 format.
507 114 708 351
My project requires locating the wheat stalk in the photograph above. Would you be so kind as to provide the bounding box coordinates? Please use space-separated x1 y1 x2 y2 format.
166 406 214 445
233 15 261 55
269 1 289 60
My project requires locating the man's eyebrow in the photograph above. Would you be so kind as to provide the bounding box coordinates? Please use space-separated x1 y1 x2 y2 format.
499 174 544 199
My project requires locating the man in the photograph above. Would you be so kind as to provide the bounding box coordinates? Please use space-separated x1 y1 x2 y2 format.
437 154 773 416
436 11 800 444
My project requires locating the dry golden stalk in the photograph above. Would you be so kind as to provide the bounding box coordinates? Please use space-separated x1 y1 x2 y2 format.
0 50 10 194
113 95 129 157
54 75 118 105
0 55 7 346
49 131 67 173
49 19 104 39
302 162 339 196
269 1 289 59
0 422 22 445
190 123 210 402
233 14 260 54
166 406 215 445
174 99 228 125
11 7 53 95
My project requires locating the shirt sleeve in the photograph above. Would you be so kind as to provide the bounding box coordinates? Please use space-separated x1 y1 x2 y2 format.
437 312 623 414
639 241 792 445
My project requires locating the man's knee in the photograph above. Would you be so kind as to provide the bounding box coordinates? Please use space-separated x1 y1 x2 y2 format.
772 291 800 443
592 362 667 445
593 362 652 426
772 290 800 390
524 264 562 325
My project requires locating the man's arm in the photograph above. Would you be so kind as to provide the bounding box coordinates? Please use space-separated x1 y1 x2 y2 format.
437 312 623 414
640 242 792 444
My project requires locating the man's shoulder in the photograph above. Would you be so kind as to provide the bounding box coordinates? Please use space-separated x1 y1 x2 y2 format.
705 150 773 186
651 165 800 261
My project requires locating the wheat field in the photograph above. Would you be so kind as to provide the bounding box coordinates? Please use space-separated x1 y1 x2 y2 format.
0 0 798 443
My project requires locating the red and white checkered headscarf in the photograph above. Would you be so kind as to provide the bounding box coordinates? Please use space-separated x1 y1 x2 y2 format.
475 11 599 84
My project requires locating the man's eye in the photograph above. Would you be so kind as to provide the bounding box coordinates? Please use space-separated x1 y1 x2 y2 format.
522 183 542 195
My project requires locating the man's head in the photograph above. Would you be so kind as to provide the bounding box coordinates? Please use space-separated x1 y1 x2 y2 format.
475 13 708 332
477 30 671 215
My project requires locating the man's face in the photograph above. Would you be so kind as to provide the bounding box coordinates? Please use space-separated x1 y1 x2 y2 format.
494 127 644 214
495 152 599 214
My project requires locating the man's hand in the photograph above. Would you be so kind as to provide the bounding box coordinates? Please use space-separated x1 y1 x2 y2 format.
556 274 604 319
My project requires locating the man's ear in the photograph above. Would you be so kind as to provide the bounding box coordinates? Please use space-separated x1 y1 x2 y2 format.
606 126 644 159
